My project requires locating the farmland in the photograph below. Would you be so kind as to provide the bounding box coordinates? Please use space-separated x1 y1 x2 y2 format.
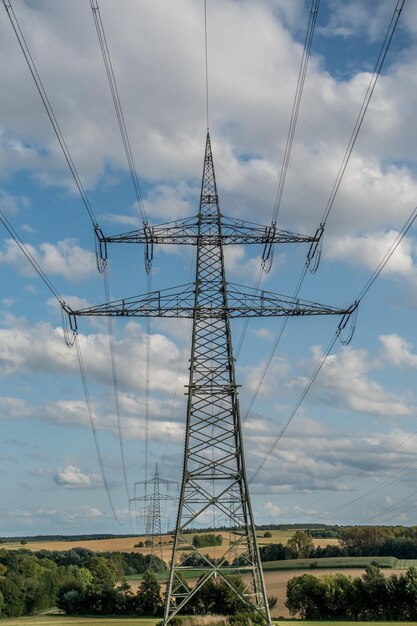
124 566 408 620
1 529 338 561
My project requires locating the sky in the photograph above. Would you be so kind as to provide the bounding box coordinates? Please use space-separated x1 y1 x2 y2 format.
1 0 417 536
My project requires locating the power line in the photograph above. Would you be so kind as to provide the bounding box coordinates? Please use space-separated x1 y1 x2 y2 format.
204 0 210 131
317 0 405 233
0 210 64 306
90 0 148 229
270 0 320 228
103 266 131 501
242 0 405 424
308 420 417 509
3 0 100 231
0 208 125 524
236 0 320 357
250 198 417 483
75 334 124 525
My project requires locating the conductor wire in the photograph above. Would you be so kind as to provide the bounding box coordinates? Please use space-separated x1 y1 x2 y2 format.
75 334 123 525
204 0 210 130
3 0 99 230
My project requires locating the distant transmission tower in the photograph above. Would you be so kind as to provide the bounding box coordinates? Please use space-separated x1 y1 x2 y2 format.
68 132 354 624
131 463 177 565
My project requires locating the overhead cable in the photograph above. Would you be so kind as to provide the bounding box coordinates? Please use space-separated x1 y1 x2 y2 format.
250 199 417 483
313 0 405 256
3 0 100 231
0 211 124 524
103 266 131 501
0 209 64 306
204 0 210 130
243 0 405 422
90 1 148 231
308 422 417 508
271 0 319 226
75 334 124 525
236 0 320 356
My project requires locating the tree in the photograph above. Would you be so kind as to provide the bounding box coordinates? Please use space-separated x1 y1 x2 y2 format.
339 526 393 555
287 531 314 559
87 556 116 593
136 570 162 616
358 564 389 619
286 574 323 619
319 573 353 618
56 581 85 614
402 567 417 619
0 576 25 617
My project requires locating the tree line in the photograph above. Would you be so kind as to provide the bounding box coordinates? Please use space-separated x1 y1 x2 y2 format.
286 564 417 620
0 547 164 619
258 526 417 562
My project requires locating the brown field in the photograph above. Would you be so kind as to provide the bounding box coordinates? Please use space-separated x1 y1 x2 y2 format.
2 529 339 562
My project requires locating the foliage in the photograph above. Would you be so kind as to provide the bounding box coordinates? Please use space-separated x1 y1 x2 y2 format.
286 531 314 559
285 564 417 620
136 570 163 616
192 533 223 549
0 547 165 619
263 532 272 538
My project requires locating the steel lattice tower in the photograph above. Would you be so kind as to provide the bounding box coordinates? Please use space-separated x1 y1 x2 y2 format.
131 463 177 567
164 134 271 622
68 132 354 624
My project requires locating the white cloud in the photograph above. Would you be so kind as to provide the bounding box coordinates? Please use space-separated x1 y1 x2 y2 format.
295 344 414 417
379 333 417 368
0 316 186 394
325 231 417 278
264 501 286 516
0 0 416 242
53 464 102 489
0 188 29 216
318 0 395 41
239 355 291 398
252 327 274 340
0 238 97 281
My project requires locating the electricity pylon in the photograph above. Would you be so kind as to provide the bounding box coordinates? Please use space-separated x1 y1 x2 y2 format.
68 132 355 624
131 463 177 566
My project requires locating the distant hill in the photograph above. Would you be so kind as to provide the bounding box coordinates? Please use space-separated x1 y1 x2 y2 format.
0 533 135 543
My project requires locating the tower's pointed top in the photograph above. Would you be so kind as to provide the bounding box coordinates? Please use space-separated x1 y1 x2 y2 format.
199 131 219 217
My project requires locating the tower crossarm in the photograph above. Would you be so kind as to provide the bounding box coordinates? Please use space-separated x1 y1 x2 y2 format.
97 215 318 246
226 283 356 318
67 282 355 321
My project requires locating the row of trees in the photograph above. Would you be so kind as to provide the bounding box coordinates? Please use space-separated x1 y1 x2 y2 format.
0 548 165 619
58 567 163 616
258 527 417 562
286 564 417 620
192 533 223 549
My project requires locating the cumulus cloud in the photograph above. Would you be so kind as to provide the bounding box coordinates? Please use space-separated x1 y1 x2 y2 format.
53 464 102 489
294 344 414 417
0 0 416 239
247 416 417 496
0 238 97 281
379 333 417 368
0 188 29 216
0 316 186 394
325 231 417 278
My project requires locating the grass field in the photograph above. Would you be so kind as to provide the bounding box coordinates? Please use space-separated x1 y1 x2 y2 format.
262 555 406 570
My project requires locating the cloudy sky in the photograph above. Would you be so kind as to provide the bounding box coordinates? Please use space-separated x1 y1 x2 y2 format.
1 0 417 536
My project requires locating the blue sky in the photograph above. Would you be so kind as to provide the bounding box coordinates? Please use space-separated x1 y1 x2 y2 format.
2 0 417 536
